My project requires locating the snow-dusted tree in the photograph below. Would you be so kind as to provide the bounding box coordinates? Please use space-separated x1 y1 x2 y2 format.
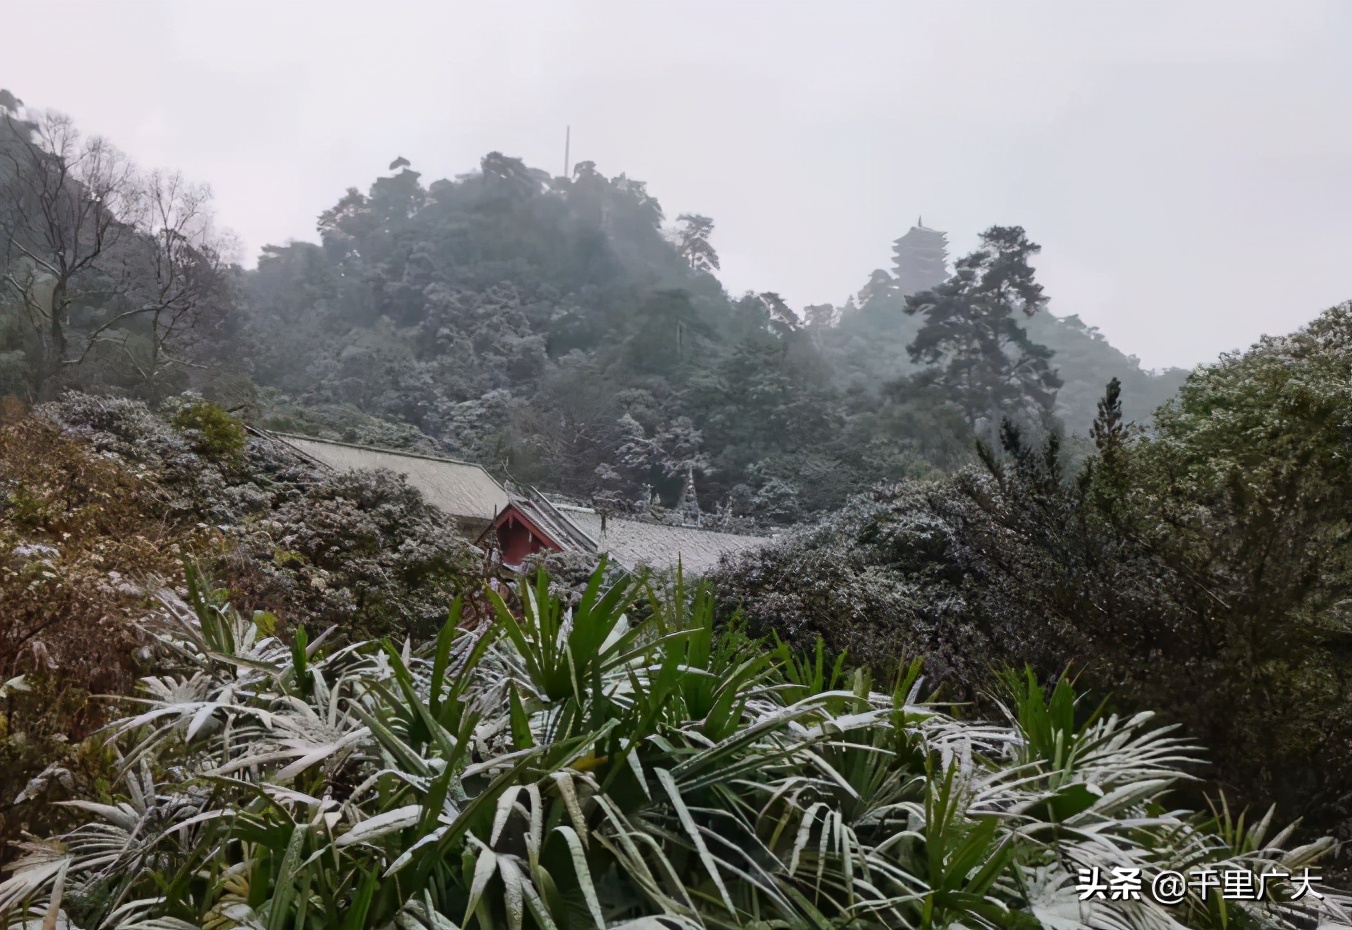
905 226 1061 430
1 104 233 396
751 475 803 523
77 168 234 388
613 411 655 477
2 108 132 387
479 151 545 198
659 416 710 523
803 303 837 329
603 413 711 516
659 467 696 525
1090 376 1127 454
674 212 719 273
654 415 710 481
758 291 798 335
856 269 895 309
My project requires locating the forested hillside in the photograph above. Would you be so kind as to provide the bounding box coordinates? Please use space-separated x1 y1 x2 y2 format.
235 156 1187 523
2 91 1187 526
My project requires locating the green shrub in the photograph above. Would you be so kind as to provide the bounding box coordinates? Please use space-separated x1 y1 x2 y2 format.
3 484 57 531
0 564 1345 929
171 398 246 459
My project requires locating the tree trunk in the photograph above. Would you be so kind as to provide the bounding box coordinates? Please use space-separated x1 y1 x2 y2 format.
40 280 68 400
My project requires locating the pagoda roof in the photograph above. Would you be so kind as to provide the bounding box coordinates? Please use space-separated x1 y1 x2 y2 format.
894 225 948 243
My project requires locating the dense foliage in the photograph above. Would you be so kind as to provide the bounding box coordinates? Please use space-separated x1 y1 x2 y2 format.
0 409 210 853
0 395 478 850
3 566 1348 929
37 393 481 640
716 301 1352 863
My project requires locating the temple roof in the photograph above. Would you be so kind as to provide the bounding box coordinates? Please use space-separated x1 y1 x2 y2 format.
267 432 510 525
554 504 771 575
262 431 771 575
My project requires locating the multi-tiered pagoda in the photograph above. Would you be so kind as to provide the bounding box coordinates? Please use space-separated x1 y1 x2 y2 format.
891 218 949 297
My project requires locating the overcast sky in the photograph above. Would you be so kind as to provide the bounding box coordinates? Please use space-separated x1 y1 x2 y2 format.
5 0 1350 369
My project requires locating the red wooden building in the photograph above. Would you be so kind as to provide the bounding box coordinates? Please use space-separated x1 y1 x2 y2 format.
485 491 598 568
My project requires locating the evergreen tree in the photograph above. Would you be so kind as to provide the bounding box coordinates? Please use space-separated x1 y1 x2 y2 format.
1091 376 1127 454
672 465 703 525
891 218 949 296
758 291 798 335
856 269 896 310
674 213 719 273
803 303 836 329
904 226 1061 430
479 151 542 198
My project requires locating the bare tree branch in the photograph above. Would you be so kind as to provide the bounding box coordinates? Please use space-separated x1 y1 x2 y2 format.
3 106 233 395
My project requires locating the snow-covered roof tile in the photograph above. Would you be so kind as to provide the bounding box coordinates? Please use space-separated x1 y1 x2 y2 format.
557 506 770 575
269 433 510 524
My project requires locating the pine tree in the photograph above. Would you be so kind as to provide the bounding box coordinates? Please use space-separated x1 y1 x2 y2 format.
1085 376 1133 521
675 213 719 273
856 269 896 310
803 304 836 329
1091 377 1127 453
758 292 799 335
891 218 949 297
904 226 1061 430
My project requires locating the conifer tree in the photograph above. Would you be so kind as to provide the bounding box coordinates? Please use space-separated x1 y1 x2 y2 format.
1091 377 1127 453
857 269 896 309
675 213 719 273
904 226 1061 430
758 291 798 335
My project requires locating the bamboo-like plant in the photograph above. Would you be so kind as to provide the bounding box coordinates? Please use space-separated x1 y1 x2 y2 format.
2 564 1347 930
